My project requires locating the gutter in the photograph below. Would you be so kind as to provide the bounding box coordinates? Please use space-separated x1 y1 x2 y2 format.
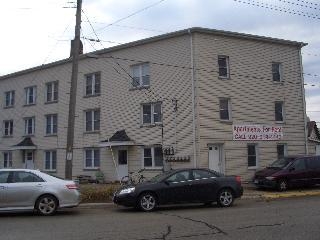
189 29 197 168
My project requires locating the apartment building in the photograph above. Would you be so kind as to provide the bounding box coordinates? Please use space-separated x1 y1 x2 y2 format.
0 27 308 181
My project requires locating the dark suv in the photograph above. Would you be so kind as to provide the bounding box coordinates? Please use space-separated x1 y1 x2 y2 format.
253 155 320 191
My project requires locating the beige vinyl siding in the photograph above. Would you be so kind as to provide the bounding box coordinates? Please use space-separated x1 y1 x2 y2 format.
194 32 305 180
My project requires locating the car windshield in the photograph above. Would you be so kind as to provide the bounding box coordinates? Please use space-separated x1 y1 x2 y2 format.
148 170 176 183
268 158 291 169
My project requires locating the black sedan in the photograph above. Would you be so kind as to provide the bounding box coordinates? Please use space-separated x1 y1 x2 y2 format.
113 168 243 211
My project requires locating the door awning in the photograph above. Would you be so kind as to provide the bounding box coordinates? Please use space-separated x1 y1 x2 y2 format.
11 137 37 150
100 130 136 147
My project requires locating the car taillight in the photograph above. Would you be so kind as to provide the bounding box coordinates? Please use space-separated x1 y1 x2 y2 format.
235 176 241 184
66 184 78 190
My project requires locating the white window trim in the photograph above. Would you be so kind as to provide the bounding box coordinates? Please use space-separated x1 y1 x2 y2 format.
275 101 285 123
25 86 36 105
141 102 162 125
24 117 35 136
45 114 58 135
131 63 150 88
3 120 13 136
277 143 288 159
84 109 100 132
85 72 101 96
272 62 282 82
84 148 100 169
219 98 232 121
45 81 58 103
44 150 57 172
218 55 230 79
142 146 163 169
3 151 13 168
5 91 15 107
248 144 259 169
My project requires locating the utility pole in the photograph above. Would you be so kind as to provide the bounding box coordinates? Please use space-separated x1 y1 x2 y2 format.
65 0 82 179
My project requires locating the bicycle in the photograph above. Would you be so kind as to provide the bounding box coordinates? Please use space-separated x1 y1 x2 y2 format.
120 169 146 186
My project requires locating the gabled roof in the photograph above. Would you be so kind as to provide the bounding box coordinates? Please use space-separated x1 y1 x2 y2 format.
0 27 307 81
11 137 37 150
100 130 135 147
307 121 320 142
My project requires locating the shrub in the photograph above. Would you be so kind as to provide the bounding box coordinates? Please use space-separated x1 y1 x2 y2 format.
80 183 121 203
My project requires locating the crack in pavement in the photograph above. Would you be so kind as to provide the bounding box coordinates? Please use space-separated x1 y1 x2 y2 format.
157 212 227 235
135 225 172 240
238 223 284 230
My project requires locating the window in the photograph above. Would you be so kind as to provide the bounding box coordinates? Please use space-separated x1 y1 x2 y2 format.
46 114 57 135
248 144 258 168
275 101 284 122
143 146 163 168
142 102 162 124
192 169 217 179
4 91 15 107
118 150 127 165
219 98 231 120
3 152 12 168
25 86 36 105
46 81 58 103
291 159 306 171
218 56 230 78
0 171 10 183
277 144 287 159
12 171 44 183
132 63 150 88
85 72 101 96
24 117 35 135
44 150 57 171
272 63 282 82
84 149 100 169
167 170 191 182
3 120 13 136
85 109 100 132
307 157 320 169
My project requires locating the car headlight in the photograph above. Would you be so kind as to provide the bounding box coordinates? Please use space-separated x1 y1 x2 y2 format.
266 176 275 181
119 187 135 195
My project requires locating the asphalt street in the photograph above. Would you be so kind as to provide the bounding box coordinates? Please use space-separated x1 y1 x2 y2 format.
1 196 320 240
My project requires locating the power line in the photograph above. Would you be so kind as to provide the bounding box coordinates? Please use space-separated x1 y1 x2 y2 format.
88 0 167 35
277 0 320 11
233 0 320 20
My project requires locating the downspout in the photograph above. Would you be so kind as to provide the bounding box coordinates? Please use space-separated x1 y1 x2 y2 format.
299 46 308 154
189 29 197 167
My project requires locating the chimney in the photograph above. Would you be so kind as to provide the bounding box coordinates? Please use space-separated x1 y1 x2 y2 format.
70 39 83 57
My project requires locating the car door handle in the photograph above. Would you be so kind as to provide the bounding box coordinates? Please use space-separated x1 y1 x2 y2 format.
36 184 43 188
0 186 5 189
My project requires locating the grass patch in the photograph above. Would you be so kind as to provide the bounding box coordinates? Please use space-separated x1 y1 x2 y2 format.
79 183 121 203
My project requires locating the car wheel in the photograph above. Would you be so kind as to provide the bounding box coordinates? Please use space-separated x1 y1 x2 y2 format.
217 188 234 207
277 179 288 191
35 194 58 216
138 192 157 212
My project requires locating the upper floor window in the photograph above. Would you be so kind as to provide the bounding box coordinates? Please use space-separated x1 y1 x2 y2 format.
85 72 101 96
25 86 36 105
3 152 12 168
24 117 35 135
131 63 150 88
219 98 231 121
142 102 162 125
143 146 163 168
44 150 57 171
84 148 100 169
3 120 13 137
46 81 58 103
4 91 15 107
272 63 282 82
85 109 100 132
248 144 258 168
275 101 284 122
218 56 230 78
46 114 58 135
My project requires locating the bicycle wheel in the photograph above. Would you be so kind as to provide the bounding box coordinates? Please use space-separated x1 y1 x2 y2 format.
120 176 130 186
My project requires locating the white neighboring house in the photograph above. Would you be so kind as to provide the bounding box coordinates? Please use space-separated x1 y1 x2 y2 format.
307 121 320 155
0 27 309 181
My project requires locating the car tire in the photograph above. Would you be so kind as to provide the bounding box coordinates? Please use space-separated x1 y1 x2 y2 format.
138 192 157 212
35 194 58 216
277 179 288 191
217 188 234 207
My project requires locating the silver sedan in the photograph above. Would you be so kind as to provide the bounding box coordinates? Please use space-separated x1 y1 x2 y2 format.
0 169 80 215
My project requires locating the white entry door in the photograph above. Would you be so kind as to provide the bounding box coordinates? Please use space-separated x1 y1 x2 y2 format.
316 145 320 155
209 145 221 173
117 149 128 180
25 151 34 169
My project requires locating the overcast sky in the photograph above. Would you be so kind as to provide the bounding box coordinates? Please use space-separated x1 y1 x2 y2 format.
0 0 319 122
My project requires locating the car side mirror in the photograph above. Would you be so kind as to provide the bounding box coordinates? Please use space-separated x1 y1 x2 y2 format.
163 180 170 185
